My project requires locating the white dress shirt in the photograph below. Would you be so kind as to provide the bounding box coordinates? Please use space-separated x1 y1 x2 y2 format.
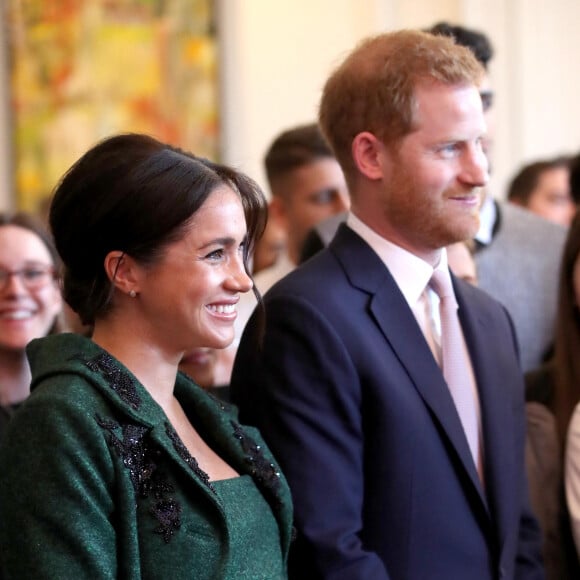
347 213 484 471
346 213 446 361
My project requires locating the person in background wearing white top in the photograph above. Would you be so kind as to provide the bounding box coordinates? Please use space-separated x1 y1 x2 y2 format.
519 147 580 575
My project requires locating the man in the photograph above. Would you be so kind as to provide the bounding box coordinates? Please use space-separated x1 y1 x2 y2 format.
231 30 544 578
299 22 495 264
255 122 349 294
427 24 567 373
300 22 566 373
507 156 575 227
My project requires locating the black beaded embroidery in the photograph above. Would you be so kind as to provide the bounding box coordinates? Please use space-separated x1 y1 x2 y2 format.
82 353 141 410
166 423 216 493
150 499 182 543
231 421 282 509
96 415 182 543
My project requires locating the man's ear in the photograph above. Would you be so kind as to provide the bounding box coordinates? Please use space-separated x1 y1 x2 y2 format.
508 198 525 209
351 132 388 181
103 251 140 296
268 197 289 231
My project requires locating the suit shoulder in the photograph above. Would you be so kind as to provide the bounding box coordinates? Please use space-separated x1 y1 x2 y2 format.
456 276 511 314
267 248 340 299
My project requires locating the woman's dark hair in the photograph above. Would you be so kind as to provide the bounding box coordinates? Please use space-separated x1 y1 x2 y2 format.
49 133 267 325
552 210 580 444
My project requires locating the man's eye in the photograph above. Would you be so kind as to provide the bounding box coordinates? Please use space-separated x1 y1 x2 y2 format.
439 144 461 157
310 189 336 205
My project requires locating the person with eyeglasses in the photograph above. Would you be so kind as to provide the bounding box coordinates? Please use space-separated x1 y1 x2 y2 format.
0 212 62 440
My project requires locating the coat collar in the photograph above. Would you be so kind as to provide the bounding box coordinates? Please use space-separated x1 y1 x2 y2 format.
27 333 293 557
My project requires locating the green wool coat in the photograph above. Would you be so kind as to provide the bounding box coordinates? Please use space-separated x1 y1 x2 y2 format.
0 333 293 579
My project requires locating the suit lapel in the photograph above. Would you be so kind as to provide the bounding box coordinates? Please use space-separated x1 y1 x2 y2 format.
331 227 488 509
455 279 516 552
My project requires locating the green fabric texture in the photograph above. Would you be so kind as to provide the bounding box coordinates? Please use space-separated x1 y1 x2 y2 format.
0 333 292 579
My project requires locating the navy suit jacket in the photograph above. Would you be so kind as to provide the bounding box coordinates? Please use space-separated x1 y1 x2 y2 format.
231 225 544 579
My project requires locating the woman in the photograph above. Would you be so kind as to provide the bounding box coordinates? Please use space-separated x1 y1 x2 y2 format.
525 210 580 576
557 212 580 559
0 134 292 578
0 212 62 439
179 347 231 401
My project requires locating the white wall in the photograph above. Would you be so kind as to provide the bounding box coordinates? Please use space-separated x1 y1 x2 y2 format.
0 1 578 208
218 0 387 195
219 0 580 199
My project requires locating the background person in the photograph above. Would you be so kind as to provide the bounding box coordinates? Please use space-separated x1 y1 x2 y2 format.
523 209 580 577
179 347 231 401
564 213 580 561
0 212 62 439
233 121 351 386
251 217 286 275
446 240 478 285
507 156 575 227
0 134 292 579
254 121 349 294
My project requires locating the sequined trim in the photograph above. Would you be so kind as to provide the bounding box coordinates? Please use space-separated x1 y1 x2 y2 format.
166 423 216 493
82 352 141 410
231 421 282 508
96 415 182 543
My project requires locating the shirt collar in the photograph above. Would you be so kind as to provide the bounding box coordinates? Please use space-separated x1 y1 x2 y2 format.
346 213 448 308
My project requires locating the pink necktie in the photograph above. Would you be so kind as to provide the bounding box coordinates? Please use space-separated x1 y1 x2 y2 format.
429 270 483 481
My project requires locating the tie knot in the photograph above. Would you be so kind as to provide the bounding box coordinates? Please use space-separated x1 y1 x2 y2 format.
429 269 456 302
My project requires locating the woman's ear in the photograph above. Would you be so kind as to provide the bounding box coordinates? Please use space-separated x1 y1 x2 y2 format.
103 251 140 297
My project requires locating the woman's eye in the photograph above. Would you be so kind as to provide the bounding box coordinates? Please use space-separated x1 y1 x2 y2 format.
23 269 46 280
205 249 225 261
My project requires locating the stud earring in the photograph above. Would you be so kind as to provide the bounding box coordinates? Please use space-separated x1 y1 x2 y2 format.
129 290 137 298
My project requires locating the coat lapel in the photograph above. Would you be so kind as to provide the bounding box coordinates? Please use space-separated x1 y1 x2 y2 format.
45 335 293 557
172 377 294 556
